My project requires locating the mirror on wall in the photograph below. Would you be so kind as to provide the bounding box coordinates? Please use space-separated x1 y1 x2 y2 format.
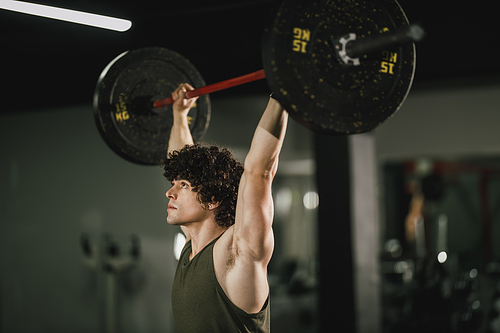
380 157 500 333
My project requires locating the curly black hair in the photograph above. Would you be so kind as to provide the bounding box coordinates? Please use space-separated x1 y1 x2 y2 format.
163 143 244 228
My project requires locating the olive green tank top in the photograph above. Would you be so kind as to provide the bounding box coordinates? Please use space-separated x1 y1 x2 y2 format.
171 235 270 333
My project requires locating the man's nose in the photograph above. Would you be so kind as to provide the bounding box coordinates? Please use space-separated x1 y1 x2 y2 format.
166 187 175 199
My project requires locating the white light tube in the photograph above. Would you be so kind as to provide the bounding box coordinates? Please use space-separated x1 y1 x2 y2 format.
0 0 132 32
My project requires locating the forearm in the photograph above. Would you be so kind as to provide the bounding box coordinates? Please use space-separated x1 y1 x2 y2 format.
168 114 194 154
257 98 288 140
167 83 197 154
244 98 288 176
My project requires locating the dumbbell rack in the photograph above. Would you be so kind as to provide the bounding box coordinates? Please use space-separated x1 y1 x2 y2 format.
81 233 140 333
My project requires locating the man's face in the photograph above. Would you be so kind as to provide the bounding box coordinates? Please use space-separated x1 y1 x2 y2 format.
165 179 210 225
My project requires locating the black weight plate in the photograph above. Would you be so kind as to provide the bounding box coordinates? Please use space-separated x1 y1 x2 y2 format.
93 47 210 165
262 0 415 135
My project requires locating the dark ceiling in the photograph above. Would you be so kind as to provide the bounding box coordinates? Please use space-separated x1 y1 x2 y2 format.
2 0 499 113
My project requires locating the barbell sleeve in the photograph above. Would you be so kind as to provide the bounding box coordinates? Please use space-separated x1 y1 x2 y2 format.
153 69 267 108
346 23 425 59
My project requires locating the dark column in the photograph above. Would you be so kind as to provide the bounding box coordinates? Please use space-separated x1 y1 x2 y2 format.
315 132 381 333
315 134 356 332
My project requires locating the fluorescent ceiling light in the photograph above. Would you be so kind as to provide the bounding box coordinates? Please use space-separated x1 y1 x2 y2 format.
0 0 132 32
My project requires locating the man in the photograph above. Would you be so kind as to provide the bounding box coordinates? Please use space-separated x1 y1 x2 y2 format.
163 83 288 332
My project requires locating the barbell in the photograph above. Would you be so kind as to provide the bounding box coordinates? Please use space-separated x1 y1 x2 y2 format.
93 0 424 165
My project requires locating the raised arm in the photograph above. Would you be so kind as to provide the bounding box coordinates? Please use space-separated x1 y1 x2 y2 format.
245 97 288 176
167 84 198 240
167 83 198 154
234 97 288 262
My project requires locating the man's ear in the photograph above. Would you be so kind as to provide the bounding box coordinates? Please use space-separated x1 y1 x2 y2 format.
208 201 220 210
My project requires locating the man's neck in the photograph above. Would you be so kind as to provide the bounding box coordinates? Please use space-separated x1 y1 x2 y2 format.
187 222 227 260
